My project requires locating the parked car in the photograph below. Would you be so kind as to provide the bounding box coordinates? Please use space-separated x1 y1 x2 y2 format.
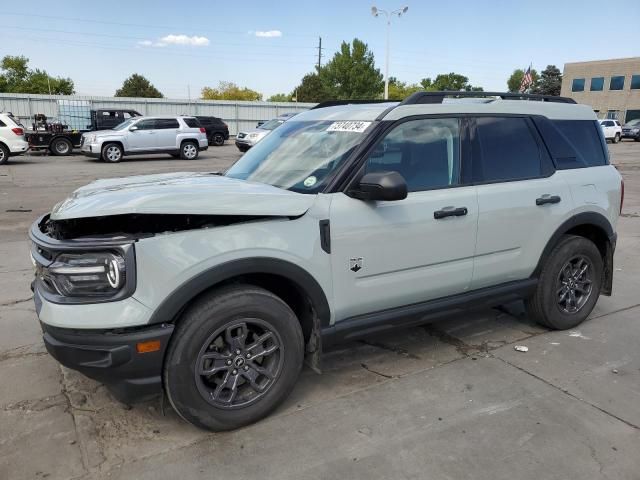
599 119 622 143
195 116 229 146
235 113 297 152
80 116 208 162
31 92 622 432
0 112 29 164
621 118 640 141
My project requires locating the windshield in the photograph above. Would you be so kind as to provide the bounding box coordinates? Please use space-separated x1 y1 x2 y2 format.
626 119 640 126
259 119 284 131
113 118 136 131
226 120 371 193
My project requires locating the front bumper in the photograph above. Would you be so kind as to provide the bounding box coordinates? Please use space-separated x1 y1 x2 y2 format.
622 130 639 139
81 142 102 157
42 322 173 403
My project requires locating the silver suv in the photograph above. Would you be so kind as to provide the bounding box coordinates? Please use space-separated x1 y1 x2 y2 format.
235 113 297 152
31 92 622 431
81 116 208 162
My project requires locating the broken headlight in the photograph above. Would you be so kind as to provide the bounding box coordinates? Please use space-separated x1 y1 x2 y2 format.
40 251 127 298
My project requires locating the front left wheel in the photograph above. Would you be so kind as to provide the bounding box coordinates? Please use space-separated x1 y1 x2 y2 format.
164 284 304 431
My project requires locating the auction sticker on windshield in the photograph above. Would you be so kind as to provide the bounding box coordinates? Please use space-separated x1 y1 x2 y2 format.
327 121 371 133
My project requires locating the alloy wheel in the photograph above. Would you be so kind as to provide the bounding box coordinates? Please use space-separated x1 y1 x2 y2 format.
195 319 283 409
105 146 121 162
183 143 197 159
556 255 593 314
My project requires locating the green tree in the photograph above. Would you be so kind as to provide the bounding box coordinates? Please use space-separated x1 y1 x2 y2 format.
320 38 383 99
507 68 539 93
201 81 262 101
0 55 74 94
267 93 292 102
387 77 421 100
115 74 163 98
420 73 482 91
294 72 332 103
532 65 562 96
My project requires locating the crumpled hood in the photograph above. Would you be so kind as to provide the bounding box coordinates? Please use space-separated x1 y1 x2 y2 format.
50 172 316 220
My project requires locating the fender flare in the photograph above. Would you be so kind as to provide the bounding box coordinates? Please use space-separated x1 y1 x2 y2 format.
146 257 331 327
533 211 615 277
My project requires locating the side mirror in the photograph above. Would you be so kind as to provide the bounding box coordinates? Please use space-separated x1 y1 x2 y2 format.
129 126 139 132
349 171 408 201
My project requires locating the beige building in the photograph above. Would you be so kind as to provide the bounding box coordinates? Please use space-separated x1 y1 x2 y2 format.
560 57 640 123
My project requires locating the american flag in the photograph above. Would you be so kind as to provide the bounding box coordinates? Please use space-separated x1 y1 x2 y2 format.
520 65 533 93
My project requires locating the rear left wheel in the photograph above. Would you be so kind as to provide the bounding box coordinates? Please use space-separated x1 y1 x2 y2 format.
180 141 199 160
211 133 225 146
613 133 620 144
164 284 304 431
526 235 603 330
51 138 73 156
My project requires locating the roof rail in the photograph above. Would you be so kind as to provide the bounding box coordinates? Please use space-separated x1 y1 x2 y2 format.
400 91 576 105
311 99 395 110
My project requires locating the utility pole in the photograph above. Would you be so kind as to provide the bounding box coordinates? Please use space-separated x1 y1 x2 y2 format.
317 36 322 71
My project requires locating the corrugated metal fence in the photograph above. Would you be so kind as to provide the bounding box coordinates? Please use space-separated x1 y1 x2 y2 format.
0 93 315 135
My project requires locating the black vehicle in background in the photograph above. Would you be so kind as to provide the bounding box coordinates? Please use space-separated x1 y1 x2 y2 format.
195 116 229 146
26 109 141 156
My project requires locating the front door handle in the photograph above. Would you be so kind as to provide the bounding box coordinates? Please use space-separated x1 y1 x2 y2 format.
536 195 561 206
434 206 468 219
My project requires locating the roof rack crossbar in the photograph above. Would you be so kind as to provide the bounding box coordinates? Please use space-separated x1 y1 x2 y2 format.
399 91 576 105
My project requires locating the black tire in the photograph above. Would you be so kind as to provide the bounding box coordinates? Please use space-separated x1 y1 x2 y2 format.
211 133 225 146
634 137 640 142
164 284 304 431
526 235 603 330
50 138 73 156
101 143 123 163
180 141 199 160
613 133 620 144
0 143 9 165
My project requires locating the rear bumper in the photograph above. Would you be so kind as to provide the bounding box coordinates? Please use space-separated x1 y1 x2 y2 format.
9 139 29 154
41 322 174 403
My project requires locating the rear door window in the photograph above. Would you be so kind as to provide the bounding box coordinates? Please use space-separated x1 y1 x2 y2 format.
472 117 542 183
156 119 180 129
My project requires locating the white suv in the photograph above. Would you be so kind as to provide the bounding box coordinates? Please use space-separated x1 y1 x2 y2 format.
599 119 622 143
81 116 208 162
31 92 622 431
0 112 29 164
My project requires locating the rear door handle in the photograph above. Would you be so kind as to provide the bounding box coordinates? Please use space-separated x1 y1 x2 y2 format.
536 195 561 206
434 206 468 219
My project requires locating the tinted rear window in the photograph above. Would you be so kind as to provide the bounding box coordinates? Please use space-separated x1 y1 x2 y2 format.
156 119 180 129
183 118 200 128
473 117 542 182
0 119 5 127
551 120 607 167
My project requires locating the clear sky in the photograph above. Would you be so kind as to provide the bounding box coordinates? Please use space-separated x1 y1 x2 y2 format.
3 0 639 99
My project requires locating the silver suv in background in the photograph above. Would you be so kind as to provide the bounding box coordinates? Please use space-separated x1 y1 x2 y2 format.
235 112 297 152
81 116 208 162
0 112 29 164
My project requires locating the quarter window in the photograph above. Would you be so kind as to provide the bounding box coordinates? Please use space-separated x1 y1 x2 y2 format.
631 75 640 90
552 120 607 167
183 118 200 128
473 117 541 182
610 76 625 90
364 118 460 192
590 77 604 91
572 78 585 92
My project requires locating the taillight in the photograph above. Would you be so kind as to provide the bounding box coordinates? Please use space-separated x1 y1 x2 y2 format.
620 179 624 215
11 127 24 136
200 127 206 133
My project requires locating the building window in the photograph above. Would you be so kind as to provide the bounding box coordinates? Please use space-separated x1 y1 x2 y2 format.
590 77 604 91
631 75 640 90
571 78 585 92
607 110 620 120
610 76 625 90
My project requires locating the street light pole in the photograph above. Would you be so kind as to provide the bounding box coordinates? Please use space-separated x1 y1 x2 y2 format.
371 5 408 100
